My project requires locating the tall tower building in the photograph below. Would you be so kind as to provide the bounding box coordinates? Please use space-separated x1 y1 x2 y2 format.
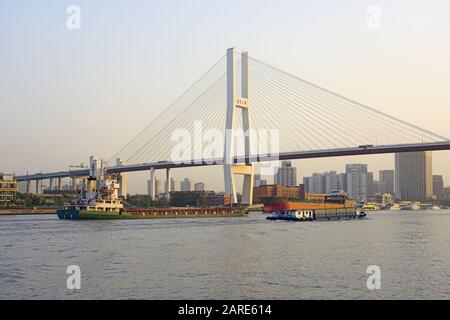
379 170 395 195
275 161 297 187
180 178 192 192
395 151 433 200
148 179 161 197
164 177 177 194
433 175 444 199
346 164 368 202
194 182 205 192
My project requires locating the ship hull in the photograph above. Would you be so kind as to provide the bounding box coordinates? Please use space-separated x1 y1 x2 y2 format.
266 208 366 222
56 208 246 220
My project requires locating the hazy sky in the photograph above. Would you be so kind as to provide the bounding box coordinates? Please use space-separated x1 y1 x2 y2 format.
1 0 450 193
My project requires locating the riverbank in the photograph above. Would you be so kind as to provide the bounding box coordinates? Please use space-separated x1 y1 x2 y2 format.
0 208 57 215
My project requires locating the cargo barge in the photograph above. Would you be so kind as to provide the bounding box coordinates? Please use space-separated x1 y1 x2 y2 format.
264 191 366 222
57 157 246 220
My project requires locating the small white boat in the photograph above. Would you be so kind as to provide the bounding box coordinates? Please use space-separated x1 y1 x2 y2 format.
431 205 441 210
390 204 401 211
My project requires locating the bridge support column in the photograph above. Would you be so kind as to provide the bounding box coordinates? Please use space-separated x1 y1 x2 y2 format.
35 180 41 195
72 177 77 191
49 178 54 191
149 168 156 200
57 177 62 191
26 180 31 194
116 159 128 198
223 48 254 205
165 168 172 195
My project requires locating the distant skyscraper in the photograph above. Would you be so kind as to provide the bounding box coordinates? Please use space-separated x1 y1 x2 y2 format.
324 171 338 194
194 182 205 192
148 179 161 197
366 172 375 198
303 172 337 194
164 177 176 193
346 164 368 202
311 173 325 194
254 174 262 187
180 178 192 192
379 170 395 195
395 152 433 200
275 161 297 187
337 173 347 192
433 175 444 199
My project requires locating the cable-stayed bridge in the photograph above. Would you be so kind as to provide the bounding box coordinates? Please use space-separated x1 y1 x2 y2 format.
14 48 450 204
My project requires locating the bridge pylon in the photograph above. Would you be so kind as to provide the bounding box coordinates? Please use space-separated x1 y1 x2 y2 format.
223 48 254 205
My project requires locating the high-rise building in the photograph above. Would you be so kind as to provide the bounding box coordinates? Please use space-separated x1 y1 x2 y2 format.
395 152 433 200
147 179 161 197
254 174 262 187
274 161 297 187
433 175 444 199
337 173 347 192
366 172 375 198
194 182 205 192
303 171 338 194
346 164 368 202
303 176 312 193
324 171 338 194
164 177 177 193
311 173 325 194
180 178 192 192
379 170 395 195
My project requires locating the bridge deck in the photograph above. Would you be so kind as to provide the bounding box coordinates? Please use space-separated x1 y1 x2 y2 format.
14 141 450 181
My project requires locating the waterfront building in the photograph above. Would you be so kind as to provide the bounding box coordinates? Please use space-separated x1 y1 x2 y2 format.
395 152 433 200
274 161 297 187
204 193 232 207
194 182 205 192
433 175 444 199
346 164 368 202
0 173 18 207
382 193 394 205
253 184 303 203
379 170 395 195
441 187 450 200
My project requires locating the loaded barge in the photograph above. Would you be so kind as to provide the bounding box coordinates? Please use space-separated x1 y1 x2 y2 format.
265 191 366 222
57 157 245 220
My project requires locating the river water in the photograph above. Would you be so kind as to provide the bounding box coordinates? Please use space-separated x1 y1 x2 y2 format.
1 211 450 300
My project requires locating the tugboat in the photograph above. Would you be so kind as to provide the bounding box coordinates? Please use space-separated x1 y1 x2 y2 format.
265 191 366 222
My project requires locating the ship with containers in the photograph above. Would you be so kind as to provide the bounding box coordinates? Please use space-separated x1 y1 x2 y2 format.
264 190 366 222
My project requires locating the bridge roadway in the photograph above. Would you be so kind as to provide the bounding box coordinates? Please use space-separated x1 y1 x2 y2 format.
14 141 450 182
